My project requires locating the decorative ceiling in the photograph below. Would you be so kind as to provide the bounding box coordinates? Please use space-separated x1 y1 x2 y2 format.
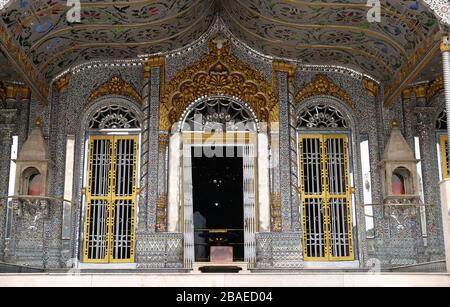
222 0 441 81
0 0 448 103
1 0 216 81
0 49 22 80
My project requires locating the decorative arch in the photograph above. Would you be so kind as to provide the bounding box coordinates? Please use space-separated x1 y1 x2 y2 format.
295 74 355 110
160 37 278 131
180 95 259 132
87 75 141 105
82 96 143 131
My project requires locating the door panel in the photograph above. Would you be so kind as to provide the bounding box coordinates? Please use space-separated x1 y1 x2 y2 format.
84 135 138 263
299 134 354 261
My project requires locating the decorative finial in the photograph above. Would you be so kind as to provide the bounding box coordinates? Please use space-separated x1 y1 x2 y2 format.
35 116 42 127
212 35 228 50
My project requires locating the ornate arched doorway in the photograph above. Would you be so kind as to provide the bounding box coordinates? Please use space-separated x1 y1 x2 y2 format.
296 102 355 261
175 96 261 268
80 98 142 264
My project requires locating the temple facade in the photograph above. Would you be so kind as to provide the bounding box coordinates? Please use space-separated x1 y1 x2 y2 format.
0 0 450 273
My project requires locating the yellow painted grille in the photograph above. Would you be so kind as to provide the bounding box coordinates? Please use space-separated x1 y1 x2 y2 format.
83 135 138 263
298 134 354 261
440 135 450 179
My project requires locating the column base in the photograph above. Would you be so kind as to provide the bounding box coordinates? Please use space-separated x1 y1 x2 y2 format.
440 179 450 273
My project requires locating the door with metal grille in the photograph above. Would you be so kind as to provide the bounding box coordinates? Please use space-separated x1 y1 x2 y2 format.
83 135 138 263
298 134 354 261
439 135 450 179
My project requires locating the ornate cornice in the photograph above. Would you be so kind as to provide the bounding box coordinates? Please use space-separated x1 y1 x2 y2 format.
384 26 441 107
0 23 48 103
441 36 450 52
272 60 296 84
160 37 278 131
143 55 165 100
402 76 444 103
362 78 379 97
87 75 141 104
412 83 429 99
402 88 413 100
0 82 31 102
143 56 166 79
55 73 72 93
427 76 444 100
294 74 354 110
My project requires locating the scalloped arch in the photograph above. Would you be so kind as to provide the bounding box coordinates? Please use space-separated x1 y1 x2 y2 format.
160 38 278 131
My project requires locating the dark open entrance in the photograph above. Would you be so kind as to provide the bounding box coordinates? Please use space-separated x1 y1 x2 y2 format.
192 146 244 262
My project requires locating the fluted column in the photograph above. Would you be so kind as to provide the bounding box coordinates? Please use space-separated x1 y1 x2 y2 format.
440 36 450 272
441 37 450 158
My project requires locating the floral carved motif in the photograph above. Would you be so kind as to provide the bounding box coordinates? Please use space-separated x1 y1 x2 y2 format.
87 75 141 104
295 74 354 109
160 38 278 131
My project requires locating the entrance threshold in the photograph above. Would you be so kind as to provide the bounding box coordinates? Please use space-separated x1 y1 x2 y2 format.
193 262 249 273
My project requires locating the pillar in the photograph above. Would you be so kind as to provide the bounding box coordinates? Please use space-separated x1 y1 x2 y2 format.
440 180 450 272
441 36 450 271
272 61 297 232
0 111 16 261
139 56 165 232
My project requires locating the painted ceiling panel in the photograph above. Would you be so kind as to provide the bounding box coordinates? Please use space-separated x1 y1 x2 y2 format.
223 0 440 80
1 0 217 80
0 0 447 86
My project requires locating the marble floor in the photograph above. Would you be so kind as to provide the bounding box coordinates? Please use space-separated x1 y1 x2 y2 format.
0 272 449 287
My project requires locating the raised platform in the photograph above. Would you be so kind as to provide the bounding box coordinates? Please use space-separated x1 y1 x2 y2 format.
0 272 449 287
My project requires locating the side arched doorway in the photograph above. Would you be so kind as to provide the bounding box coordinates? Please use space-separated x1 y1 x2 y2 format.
296 100 358 262
80 99 142 264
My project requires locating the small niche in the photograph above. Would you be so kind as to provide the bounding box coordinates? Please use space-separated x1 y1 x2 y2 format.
381 121 420 203
21 167 43 196
391 167 411 196
14 118 50 197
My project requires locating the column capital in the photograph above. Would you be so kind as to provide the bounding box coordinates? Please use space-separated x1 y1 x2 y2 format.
401 88 412 100
55 73 72 94
441 36 450 53
363 78 379 97
143 56 166 79
272 60 296 84
0 82 31 102
411 83 429 100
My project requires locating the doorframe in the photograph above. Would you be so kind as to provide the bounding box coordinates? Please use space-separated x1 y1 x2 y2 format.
181 132 258 269
80 131 141 264
296 130 357 262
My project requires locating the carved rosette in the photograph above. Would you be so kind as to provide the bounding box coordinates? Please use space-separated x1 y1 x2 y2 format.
295 74 354 109
160 38 277 131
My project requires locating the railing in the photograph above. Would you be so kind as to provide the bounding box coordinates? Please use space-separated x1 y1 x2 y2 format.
390 260 447 273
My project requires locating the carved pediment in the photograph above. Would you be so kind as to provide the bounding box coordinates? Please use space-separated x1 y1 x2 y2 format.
87 75 141 104
295 74 354 110
160 38 277 131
